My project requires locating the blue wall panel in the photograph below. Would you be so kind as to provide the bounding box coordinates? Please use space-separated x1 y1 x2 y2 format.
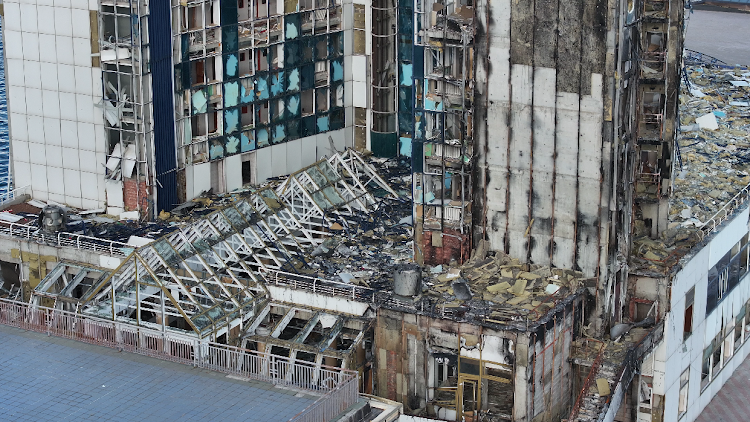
149 2 179 213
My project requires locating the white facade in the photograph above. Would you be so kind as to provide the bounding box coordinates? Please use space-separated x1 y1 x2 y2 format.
4 0 107 210
640 205 750 422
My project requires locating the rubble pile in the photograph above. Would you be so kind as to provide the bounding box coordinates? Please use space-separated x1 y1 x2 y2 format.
632 64 750 272
421 242 589 322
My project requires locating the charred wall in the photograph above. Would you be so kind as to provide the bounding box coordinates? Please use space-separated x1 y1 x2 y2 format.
473 0 616 287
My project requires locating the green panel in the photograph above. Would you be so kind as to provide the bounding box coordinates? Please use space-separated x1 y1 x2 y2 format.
371 131 398 158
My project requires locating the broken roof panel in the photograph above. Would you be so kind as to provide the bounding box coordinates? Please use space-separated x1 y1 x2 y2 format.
33 150 397 339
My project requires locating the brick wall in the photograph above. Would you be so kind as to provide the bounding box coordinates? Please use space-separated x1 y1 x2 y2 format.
421 228 470 265
123 179 149 213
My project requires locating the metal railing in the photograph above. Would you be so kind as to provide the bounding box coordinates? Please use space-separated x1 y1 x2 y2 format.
0 184 30 205
0 221 131 257
0 297 359 422
567 338 606 421
700 181 750 239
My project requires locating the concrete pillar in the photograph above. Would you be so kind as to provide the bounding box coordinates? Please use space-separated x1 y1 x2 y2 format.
513 334 531 422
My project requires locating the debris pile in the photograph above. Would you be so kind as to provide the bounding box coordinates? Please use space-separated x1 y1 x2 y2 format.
418 241 589 323
632 64 750 272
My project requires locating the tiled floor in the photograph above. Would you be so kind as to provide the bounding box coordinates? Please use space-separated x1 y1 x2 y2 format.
696 353 750 422
0 325 317 421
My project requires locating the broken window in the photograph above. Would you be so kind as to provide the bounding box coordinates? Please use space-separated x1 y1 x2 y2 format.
241 153 254 185
684 287 694 341
735 305 746 351
315 61 329 86
257 101 270 125
316 87 329 112
678 369 689 419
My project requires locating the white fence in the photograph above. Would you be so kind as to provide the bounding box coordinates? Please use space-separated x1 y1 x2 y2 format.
0 297 359 422
0 221 131 257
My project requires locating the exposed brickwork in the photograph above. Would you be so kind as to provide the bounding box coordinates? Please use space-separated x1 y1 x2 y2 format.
421 228 471 266
387 350 397 401
123 179 149 213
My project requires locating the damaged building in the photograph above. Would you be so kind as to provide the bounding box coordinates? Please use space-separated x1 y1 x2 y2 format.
3 0 750 422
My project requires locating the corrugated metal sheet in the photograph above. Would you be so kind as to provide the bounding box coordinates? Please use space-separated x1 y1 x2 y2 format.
149 1 179 213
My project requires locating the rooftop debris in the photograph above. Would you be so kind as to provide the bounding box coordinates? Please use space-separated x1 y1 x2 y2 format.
632 64 750 273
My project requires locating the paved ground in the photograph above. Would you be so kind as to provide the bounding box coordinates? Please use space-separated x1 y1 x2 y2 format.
685 8 750 66
696 353 750 422
0 325 317 422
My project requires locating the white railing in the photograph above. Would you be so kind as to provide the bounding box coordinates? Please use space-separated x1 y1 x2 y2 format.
0 297 359 422
0 184 30 205
0 221 131 257
700 181 750 239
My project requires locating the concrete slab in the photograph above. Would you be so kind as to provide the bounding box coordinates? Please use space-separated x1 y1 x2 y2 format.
696 353 750 422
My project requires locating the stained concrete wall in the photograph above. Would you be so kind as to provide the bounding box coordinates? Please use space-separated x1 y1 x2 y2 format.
473 0 616 281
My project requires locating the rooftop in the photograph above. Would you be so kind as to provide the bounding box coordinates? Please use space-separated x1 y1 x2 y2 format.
631 64 750 274
0 324 318 422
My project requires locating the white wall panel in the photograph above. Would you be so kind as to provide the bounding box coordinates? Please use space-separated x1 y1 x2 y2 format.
72 37 90 67
10 113 28 141
70 0 89 10
11 140 30 163
25 88 43 116
28 141 46 166
21 31 40 62
3 4 22 32
30 162 49 194
63 169 82 199
43 118 62 146
74 66 93 95
53 9 73 37
3 31 23 59
24 61 42 89
60 119 78 149
58 92 77 121
27 115 45 143
255 148 272 183
62 146 80 170
55 36 75 65
37 6 57 35
75 94 95 123
48 166 65 195
6 59 25 87
78 150 96 173
42 89 61 120
224 154 243 192
46 145 63 168
286 138 302 173
192 163 212 198
19 4 39 34
57 64 76 92
8 85 27 115
77 122 96 151
80 173 99 200
13 162 32 188
71 9 90 38
40 62 59 90
271 142 288 176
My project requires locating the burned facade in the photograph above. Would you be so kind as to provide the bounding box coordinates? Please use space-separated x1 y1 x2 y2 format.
7 1 750 422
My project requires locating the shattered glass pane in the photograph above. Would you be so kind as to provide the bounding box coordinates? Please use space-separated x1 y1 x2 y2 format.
241 131 256 152
209 139 224 160
256 75 270 100
240 79 255 103
235 201 258 223
224 108 240 134
192 89 208 114
257 128 270 148
322 186 344 206
311 190 332 209
318 161 339 182
285 13 300 38
317 115 329 132
399 64 413 87
153 239 180 267
224 81 240 107
287 94 300 117
272 124 286 144
306 166 328 187
224 53 239 79
225 135 240 154
331 59 343 82
271 71 285 96
223 206 249 231
287 68 300 92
